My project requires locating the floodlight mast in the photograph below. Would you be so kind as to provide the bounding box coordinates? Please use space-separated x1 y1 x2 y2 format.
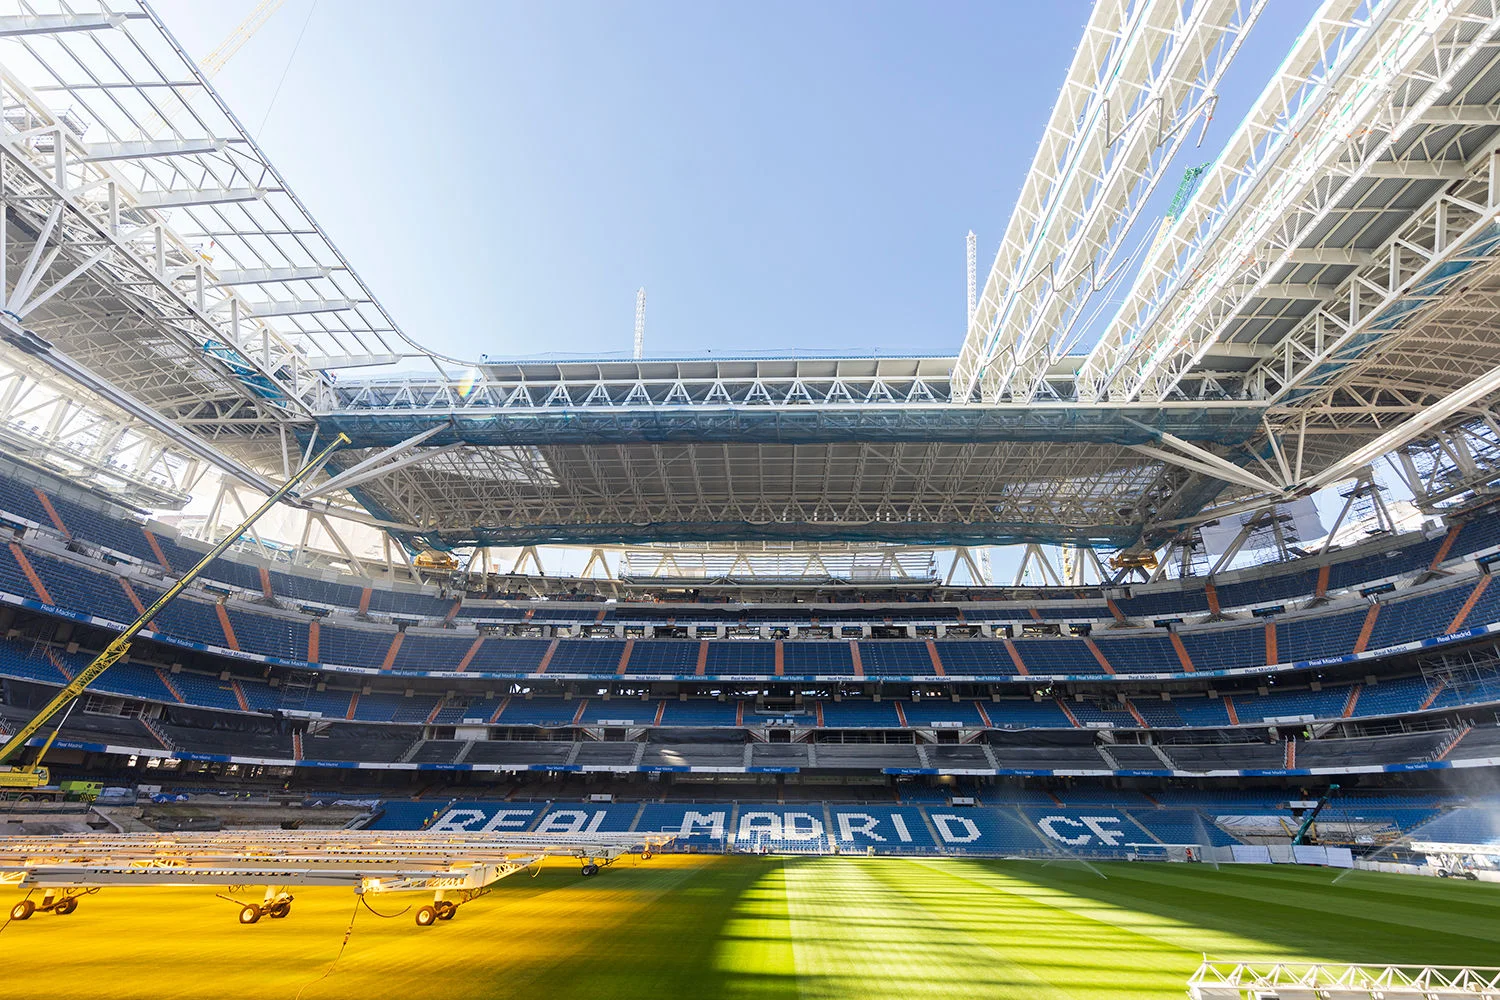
633 288 646 359
0 432 352 773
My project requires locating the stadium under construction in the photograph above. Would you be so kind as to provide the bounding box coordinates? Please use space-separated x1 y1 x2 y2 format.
0 1 1499 998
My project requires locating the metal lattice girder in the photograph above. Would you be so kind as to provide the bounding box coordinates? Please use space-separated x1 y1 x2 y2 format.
612 542 944 583
952 0 1265 404
1393 410 1500 508
0 351 189 505
1247 142 1500 411
0 0 424 435
1076 0 1389 402
342 437 1199 549
1085 0 1500 406
1187 960 1500 999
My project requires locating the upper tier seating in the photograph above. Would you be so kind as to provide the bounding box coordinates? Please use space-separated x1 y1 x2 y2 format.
5 624 1499 733
10 474 1500 637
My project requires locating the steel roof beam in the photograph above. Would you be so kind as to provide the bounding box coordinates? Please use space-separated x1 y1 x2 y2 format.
208 267 331 286
1303 362 1500 490
301 442 466 501
1284 248 1379 264
1074 0 1392 403
0 314 275 494
954 0 1266 405
1357 160 1470 179
1417 103 1500 125
243 297 359 318
0 14 130 36
130 187 265 209
1101 0 1500 404
1247 136 1500 410
299 424 450 501
80 138 224 161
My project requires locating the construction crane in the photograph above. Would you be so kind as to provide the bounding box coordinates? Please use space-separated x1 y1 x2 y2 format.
201 0 290 78
0 433 349 790
1291 784 1341 845
137 0 289 140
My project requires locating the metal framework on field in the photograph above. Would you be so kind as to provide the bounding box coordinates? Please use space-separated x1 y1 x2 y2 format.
1187 959 1500 999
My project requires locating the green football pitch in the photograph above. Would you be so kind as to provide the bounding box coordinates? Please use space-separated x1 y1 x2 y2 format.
4 855 1497 999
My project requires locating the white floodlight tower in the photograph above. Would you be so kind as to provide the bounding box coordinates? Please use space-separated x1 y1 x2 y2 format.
966 231 977 327
633 287 646 360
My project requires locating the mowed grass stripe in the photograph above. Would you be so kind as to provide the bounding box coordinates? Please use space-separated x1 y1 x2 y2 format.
780 857 1075 1000
923 861 1500 968
870 858 1220 999
1048 862 1500 953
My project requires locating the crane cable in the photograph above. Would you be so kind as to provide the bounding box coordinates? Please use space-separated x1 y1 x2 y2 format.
257 0 320 139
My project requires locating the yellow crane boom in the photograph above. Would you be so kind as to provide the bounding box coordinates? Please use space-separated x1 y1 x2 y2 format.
0 433 350 782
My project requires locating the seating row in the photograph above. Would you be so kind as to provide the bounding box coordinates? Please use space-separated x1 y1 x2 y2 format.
6 542 1500 684
0 634 1489 731
5 475 1500 629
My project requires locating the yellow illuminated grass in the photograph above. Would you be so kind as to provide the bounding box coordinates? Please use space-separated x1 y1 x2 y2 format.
3 856 1497 999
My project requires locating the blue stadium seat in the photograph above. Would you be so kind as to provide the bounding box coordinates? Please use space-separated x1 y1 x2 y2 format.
546 639 625 675
780 644 852 677
932 641 1018 677
1010 638 1102 675
624 641 699 676
1179 625 1265 669
658 699 740 727
314 622 395 668
819 700 901 727
857 641 933 677
464 638 553 673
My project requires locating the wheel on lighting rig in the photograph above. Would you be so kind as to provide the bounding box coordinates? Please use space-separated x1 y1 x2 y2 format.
238 904 262 925
435 901 457 921
415 905 438 927
10 899 34 921
52 897 77 916
580 862 600 877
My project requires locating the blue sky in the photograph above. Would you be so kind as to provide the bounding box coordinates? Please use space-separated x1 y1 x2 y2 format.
151 0 1313 364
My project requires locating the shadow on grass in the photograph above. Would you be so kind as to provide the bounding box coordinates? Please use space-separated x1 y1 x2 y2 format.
944 858 1500 967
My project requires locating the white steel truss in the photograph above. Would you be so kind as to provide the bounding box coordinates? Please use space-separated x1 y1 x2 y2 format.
0 0 424 434
1077 0 1391 402
1187 960 1500 999
614 543 943 584
0 351 191 504
8 1 1500 558
1085 0 1500 406
953 0 1265 404
335 357 962 411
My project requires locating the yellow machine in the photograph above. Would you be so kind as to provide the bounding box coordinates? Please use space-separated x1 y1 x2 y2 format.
414 549 458 572
0 764 48 790
1110 550 1159 571
0 435 349 783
